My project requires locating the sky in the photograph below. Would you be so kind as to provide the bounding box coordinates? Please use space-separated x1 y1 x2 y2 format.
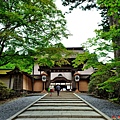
55 1 102 48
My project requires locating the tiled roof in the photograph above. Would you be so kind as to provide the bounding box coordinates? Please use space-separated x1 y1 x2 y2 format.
74 67 95 75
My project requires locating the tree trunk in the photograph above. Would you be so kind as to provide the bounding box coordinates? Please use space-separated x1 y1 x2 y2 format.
109 15 120 60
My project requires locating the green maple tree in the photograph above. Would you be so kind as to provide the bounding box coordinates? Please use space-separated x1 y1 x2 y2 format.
62 0 120 101
0 0 69 72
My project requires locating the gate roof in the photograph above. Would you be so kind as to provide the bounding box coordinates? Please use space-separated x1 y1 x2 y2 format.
51 76 71 83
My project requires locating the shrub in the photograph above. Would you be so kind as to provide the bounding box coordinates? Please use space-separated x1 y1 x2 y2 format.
9 89 16 98
0 81 10 100
0 81 17 100
89 70 114 98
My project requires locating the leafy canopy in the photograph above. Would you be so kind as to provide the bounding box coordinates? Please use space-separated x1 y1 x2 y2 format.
62 0 120 99
0 0 69 72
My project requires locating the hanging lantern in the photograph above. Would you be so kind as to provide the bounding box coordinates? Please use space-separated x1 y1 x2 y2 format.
75 75 80 82
42 75 46 82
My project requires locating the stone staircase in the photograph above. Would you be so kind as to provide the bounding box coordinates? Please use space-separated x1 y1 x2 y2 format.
13 91 111 120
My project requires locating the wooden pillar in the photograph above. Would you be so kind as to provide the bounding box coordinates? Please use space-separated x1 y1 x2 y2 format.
71 70 76 91
70 81 72 91
46 71 51 89
9 75 12 89
32 63 34 92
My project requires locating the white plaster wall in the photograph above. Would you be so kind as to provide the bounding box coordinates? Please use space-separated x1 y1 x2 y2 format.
33 64 40 75
51 72 72 80
0 76 9 88
0 76 14 89
10 77 14 89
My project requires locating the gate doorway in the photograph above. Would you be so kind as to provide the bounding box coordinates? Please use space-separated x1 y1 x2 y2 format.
50 77 72 91
59 85 67 91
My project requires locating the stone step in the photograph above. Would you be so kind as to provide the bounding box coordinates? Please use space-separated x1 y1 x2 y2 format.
37 101 84 103
15 118 106 120
40 99 80 101
33 103 88 106
44 97 77 99
27 106 93 111
17 111 102 118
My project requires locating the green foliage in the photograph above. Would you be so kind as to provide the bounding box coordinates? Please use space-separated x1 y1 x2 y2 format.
0 81 24 100
109 97 119 103
37 43 72 67
62 0 97 12
0 55 34 73
82 30 114 62
99 76 120 93
0 0 69 70
62 0 120 102
0 81 10 100
72 52 89 68
62 0 120 62
97 0 120 15
8 89 16 98
89 69 114 93
72 52 98 69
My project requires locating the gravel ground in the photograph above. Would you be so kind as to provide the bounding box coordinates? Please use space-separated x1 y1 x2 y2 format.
78 93 120 119
0 95 43 120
